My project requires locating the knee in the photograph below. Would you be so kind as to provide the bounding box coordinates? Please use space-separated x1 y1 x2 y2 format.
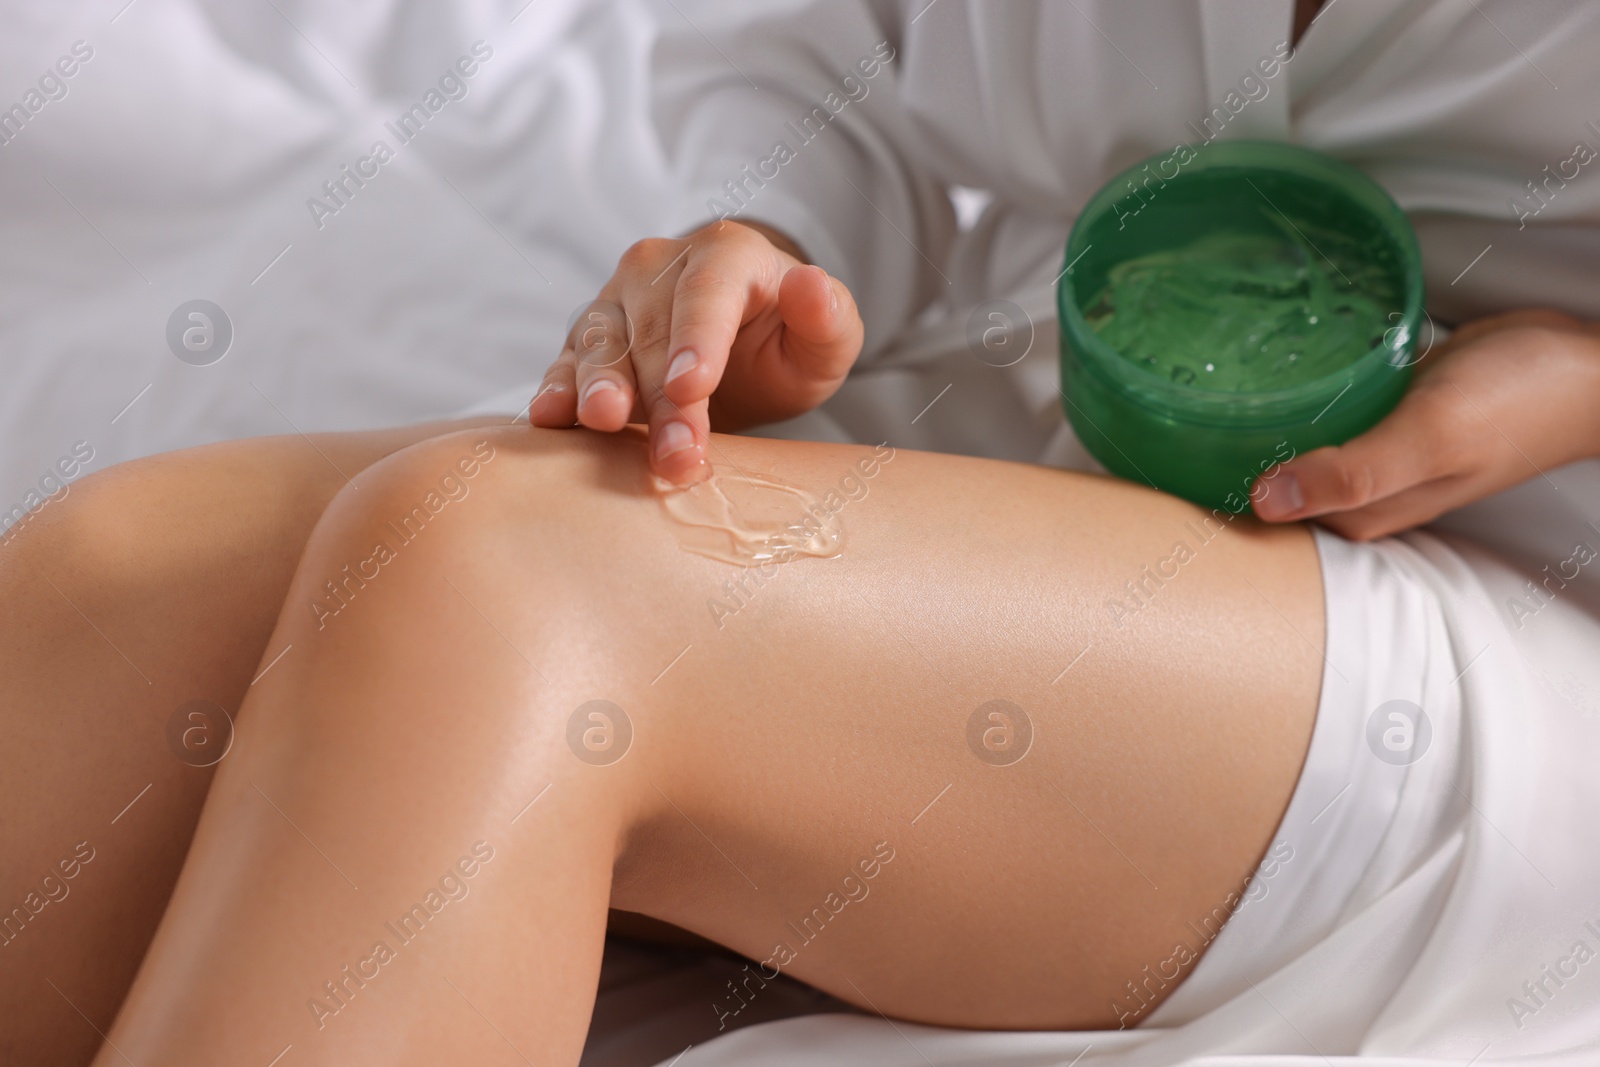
0 449 202 642
1 437 338 625
264 426 673 814
1 449 147 588
284 425 667 643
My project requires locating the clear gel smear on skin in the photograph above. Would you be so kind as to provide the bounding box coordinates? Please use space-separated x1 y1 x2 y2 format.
652 469 843 566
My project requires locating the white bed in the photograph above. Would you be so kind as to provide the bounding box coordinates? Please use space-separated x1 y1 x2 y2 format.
6 2 1600 1064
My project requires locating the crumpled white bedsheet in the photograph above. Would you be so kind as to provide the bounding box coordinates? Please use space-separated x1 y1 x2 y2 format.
0 0 667 514
5 2 1600 1065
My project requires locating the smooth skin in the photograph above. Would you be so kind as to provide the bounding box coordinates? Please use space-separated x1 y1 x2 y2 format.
0 418 505 1066
4 222 1596 1063
86 422 1321 1064
1 414 1318 1065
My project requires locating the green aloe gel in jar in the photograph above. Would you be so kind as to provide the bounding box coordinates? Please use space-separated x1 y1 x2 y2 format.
1058 141 1424 512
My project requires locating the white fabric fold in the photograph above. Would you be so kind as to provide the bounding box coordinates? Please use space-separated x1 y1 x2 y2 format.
667 530 1600 1064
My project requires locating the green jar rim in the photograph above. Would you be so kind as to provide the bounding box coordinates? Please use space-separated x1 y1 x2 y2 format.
1056 139 1425 427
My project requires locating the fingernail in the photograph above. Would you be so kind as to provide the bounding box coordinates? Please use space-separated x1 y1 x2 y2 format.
580 378 620 409
654 420 696 460
665 349 698 384
1281 472 1305 511
1254 472 1304 521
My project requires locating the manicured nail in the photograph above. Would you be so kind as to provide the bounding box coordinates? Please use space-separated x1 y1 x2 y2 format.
580 378 620 409
1255 472 1304 521
665 349 698 385
654 420 696 461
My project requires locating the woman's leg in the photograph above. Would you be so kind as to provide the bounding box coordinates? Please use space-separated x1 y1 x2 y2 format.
95 424 1323 1064
0 417 502 1066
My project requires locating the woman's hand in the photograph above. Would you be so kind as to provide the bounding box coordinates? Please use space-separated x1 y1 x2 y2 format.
529 219 864 484
1253 309 1600 540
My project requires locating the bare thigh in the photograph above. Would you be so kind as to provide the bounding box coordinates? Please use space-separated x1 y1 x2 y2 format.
0 417 501 1066
94 423 1323 1064
580 429 1324 1028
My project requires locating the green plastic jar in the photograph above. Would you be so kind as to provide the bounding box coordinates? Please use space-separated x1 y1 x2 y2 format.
1057 140 1424 512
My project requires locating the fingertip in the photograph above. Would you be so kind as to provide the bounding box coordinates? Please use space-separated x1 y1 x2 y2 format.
657 451 711 486
528 383 575 427
780 265 856 349
795 262 831 295
577 378 631 432
780 263 829 315
1250 469 1305 522
651 418 710 485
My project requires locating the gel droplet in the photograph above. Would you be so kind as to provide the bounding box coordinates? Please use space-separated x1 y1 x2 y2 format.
653 469 843 566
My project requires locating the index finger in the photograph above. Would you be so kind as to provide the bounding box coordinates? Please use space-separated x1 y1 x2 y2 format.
660 240 765 407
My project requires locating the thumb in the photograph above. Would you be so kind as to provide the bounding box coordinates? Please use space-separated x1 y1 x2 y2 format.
1252 390 1453 522
777 264 863 383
